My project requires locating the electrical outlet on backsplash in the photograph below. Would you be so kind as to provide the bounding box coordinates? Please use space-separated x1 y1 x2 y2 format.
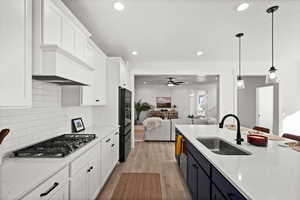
0 80 93 157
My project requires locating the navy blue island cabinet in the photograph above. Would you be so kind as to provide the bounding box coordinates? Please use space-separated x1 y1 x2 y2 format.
175 130 247 200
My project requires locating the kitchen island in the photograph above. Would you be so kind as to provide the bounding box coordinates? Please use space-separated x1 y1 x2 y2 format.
176 124 300 200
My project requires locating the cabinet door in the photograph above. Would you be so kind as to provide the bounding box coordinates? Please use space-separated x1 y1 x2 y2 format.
101 135 113 182
70 167 88 200
0 0 32 107
87 157 101 200
112 132 120 165
187 152 210 200
43 0 62 45
93 51 107 105
49 185 69 200
212 184 226 200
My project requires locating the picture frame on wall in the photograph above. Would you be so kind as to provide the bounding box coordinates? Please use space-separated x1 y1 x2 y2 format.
156 97 172 108
71 118 85 132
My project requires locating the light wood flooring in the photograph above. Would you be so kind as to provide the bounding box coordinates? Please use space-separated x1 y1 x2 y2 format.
97 141 191 200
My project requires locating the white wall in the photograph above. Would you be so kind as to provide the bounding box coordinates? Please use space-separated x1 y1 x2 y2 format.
238 76 279 134
0 80 93 155
135 82 218 121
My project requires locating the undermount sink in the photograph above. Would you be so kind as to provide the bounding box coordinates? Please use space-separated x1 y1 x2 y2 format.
197 137 252 155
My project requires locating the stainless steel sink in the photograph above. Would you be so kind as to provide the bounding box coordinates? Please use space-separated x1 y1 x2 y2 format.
197 137 252 155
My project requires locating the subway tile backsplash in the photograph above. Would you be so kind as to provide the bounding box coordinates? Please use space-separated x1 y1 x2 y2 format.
0 80 92 154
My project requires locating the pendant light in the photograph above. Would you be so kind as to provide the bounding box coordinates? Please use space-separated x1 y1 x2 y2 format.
236 33 245 89
265 6 279 84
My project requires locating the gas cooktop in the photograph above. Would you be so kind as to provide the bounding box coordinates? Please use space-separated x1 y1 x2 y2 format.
14 134 96 158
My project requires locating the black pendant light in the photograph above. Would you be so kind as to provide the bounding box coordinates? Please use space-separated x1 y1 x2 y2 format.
236 33 245 89
266 6 279 84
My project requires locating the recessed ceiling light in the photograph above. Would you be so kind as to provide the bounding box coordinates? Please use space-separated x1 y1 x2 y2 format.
113 1 125 11
131 51 138 56
196 51 203 56
143 81 147 84
237 3 249 12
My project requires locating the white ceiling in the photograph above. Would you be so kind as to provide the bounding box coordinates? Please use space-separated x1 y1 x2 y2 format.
135 75 219 86
63 0 300 63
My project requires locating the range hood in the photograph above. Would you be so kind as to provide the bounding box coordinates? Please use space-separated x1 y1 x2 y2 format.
32 45 94 86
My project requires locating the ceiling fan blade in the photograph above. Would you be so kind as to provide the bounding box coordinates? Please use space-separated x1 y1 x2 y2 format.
174 81 184 84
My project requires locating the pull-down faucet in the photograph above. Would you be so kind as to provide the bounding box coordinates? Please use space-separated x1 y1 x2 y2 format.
219 114 244 145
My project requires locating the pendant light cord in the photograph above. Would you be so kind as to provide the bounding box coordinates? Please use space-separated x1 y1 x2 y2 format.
239 36 241 77
272 11 274 67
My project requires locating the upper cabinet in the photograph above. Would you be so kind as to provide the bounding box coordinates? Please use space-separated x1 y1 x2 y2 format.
119 59 131 90
0 0 32 107
62 39 107 106
32 0 94 85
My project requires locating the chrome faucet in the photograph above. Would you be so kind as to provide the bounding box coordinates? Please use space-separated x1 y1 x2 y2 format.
219 114 244 145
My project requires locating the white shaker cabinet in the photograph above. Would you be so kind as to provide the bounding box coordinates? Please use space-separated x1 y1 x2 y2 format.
69 143 101 200
0 0 32 107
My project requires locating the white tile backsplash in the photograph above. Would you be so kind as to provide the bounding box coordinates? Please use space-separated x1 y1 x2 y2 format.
0 80 92 154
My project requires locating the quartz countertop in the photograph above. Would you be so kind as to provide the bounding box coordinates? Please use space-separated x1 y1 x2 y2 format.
0 125 119 200
176 124 300 200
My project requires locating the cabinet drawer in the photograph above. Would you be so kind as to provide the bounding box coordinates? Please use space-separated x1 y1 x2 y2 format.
70 143 99 176
212 167 247 200
186 140 210 176
22 167 68 200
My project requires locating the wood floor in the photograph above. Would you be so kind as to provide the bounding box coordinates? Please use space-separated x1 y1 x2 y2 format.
97 141 191 200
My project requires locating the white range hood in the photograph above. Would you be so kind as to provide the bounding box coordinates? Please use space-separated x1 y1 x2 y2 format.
33 45 94 86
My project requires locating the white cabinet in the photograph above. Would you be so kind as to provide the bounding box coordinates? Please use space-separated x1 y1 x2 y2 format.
100 131 119 187
70 143 101 200
101 134 113 184
62 39 107 106
112 131 120 166
0 0 32 107
32 0 94 85
22 167 69 200
120 61 131 89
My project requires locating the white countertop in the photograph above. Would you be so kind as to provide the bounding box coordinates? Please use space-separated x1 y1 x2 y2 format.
0 125 119 200
176 124 300 200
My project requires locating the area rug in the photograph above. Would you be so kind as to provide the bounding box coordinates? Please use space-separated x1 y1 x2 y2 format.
111 173 162 200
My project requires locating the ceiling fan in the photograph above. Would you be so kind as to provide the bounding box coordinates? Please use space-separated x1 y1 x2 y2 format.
167 77 184 87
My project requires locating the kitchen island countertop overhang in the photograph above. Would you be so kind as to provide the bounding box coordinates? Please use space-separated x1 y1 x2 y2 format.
176 124 300 200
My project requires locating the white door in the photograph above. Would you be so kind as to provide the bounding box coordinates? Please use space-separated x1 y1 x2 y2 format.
70 168 88 200
256 86 274 131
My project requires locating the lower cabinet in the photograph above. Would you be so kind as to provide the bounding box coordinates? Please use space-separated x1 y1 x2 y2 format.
70 143 101 200
101 131 119 187
212 184 226 200
187 151 210 200
182 137 247 200
22 167 69 200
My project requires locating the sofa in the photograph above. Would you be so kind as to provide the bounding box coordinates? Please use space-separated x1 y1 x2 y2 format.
144 117 217 142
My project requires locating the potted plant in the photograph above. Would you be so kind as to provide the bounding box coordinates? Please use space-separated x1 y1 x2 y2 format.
135 100 151 124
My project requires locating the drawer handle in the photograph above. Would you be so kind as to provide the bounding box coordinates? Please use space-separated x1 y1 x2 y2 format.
40 182 59 197
111 144 115 147
115 132 119 135
106 138 111 143
96 99 100 102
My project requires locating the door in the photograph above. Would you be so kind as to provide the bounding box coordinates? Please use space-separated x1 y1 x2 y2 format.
101 135 113 182
187 151 210 200
87 158 100 200
212 184 226 200
256 86 274 131
70 168 88 200
49 185 69 200
0 0 32 107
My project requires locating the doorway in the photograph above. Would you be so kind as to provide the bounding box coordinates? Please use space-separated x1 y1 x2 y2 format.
256 86 274 132
237 76 279 135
